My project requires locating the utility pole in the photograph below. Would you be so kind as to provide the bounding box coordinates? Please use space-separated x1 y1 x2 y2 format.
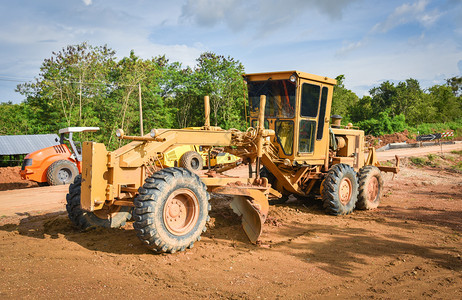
138 83 144 136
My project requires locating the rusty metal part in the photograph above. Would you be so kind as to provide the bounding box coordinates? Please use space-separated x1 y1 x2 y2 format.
376 155 400 174
112 200 135 207
93 203 123 220
367 176 379 203
163 188 199 235
339 177 353 205
212 186 269 243
336 136 346 149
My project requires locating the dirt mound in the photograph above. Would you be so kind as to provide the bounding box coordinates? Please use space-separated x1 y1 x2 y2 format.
366 130 417 148
0 166 38 191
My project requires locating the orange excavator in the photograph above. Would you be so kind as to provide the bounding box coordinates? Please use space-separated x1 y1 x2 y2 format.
20 127 99 186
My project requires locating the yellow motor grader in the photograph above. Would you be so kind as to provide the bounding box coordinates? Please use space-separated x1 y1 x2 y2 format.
66 70 398 253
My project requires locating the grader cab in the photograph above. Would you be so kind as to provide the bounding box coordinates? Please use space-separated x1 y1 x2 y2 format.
66 70 398 253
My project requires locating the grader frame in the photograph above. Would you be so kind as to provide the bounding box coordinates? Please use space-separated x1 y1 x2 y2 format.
66 70 397 253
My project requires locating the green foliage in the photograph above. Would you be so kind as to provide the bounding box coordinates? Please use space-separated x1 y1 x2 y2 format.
406 118 462 136
356 112 406 136
2 42 461 150
348 74 462 137
332 75 358 120
6 44 246 150
0 102 29 135
410 157 427 167
427 153 437 161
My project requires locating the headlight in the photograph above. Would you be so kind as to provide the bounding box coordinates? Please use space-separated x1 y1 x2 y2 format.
116 129 124 138
21 159 33 170
150 129 158 138
289 74 297 82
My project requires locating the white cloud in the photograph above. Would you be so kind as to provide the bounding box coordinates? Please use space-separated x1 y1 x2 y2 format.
83 0 92 6
373 0 442 33
336 40 363 56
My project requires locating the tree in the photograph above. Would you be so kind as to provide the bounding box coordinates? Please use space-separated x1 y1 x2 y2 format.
0 102 29 135
194 52 247 129
332 75 359 121
446 76 462 97
16 42 116 134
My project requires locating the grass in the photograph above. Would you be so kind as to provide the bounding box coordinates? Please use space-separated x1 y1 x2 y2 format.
409 152 462 173
450 150 462 155
427 153 437 161
452 161 462 173
410 157 427 166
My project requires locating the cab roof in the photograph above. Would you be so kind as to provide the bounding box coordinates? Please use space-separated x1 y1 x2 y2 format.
58 127 100 134
243 70 337 86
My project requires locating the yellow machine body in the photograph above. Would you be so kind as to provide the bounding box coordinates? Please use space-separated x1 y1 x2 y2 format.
76 70 397 247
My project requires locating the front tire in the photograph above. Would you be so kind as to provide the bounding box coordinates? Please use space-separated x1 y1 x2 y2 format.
357 166 383 210
322 164 358 215
66 175 132 230
133 168 210 253
47 160 79 185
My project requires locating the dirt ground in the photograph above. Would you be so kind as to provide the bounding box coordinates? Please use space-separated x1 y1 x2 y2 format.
0 150 461 298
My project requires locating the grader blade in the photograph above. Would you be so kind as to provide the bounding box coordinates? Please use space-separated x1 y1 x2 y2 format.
212 186 269 243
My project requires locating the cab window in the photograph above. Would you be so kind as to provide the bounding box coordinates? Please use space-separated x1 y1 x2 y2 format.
251 119 269 129
248 80 296 118
300 83 320 118
299 120 316 153
316 87 329 140
275 120 294 155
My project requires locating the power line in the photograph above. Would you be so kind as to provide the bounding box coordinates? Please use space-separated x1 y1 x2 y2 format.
0 76 138 87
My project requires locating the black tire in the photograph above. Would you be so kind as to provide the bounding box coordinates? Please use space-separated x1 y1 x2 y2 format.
357 166 383 210
179 151 203 172
66 175 132 230
37 182 49 187
260 166 289 205
133 167 210 253
46 160 79 185
322 164 358 215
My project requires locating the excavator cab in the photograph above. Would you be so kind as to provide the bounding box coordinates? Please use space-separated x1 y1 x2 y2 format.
245 71 336 164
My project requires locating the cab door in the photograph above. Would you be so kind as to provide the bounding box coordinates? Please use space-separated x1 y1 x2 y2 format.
296 81 331 161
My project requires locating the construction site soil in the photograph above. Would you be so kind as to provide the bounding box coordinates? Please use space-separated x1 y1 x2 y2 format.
0 150 461 299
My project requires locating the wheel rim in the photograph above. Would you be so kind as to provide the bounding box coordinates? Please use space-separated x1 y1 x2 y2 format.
190 158 200 170
58 168 71 183
93 204 122 220
367 176 379 203
163 188 199 236
339 177 353 205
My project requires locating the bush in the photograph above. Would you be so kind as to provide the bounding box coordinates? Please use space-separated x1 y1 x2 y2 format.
406 118 462 138
357 113 406 136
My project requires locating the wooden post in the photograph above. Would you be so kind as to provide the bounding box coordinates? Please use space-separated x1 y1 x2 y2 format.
139 83 144 136
204 96 210 128
255 95 266 179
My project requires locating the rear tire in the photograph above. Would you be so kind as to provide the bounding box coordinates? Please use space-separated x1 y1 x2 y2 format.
179 151 203 173
322 164 358 215
47 160 79 185
66 175 132 230
133 167 210 253
357 166 383 210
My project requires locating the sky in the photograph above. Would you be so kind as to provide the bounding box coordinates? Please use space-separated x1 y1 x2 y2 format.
0 0 461 104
